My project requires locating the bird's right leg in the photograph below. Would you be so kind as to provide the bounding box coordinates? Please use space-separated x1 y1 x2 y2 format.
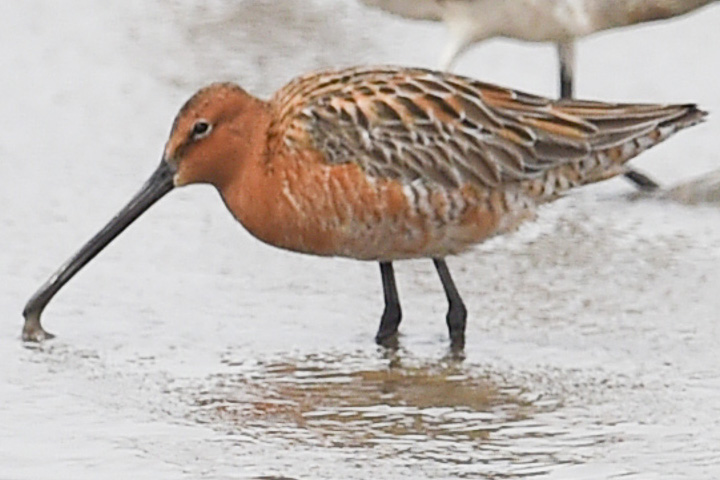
375 261 402 347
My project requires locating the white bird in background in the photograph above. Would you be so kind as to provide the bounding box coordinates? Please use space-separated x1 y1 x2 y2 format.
361 0 717 97
360 0 718 190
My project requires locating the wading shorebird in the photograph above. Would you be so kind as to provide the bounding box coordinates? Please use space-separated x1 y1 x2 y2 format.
360 0 717 191
23 66 705 351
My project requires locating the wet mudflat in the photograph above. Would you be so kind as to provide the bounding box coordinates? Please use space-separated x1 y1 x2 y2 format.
1 1 720 479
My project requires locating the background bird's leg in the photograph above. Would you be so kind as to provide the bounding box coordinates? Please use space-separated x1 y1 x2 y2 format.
557 40 575 99
433 259 467 351
439 38 462 71
375 261 402 347
623 170 661 191
439 24 477 71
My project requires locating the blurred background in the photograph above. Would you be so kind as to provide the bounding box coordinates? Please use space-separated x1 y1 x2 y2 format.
1 1 719 479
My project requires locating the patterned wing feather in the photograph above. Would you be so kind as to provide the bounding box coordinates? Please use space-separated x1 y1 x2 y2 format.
270 66 702 191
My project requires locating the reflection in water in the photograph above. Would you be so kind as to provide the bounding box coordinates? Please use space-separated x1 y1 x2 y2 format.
184 352 612 477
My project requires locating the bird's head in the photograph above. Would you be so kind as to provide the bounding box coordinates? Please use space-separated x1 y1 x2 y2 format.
163 82 260 188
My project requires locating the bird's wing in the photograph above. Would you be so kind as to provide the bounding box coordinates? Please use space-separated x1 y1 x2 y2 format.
270 66 695 190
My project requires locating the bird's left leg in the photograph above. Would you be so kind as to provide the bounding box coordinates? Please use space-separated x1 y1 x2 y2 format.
433 258 467 351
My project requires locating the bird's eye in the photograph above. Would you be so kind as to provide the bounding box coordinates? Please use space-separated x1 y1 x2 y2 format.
191 120 211 139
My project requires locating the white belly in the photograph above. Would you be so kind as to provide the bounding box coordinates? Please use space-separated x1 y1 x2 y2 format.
446 0 596 42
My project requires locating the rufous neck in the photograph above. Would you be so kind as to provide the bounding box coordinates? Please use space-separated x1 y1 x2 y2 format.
214 99 275 228
211 98 272 191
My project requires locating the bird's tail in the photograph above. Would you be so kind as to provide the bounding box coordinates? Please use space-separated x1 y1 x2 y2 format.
522 102 707 201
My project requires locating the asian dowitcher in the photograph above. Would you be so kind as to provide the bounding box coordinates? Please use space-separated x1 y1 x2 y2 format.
22 66 706 350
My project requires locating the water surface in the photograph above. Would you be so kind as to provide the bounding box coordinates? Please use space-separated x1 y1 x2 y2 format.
2 1 720 478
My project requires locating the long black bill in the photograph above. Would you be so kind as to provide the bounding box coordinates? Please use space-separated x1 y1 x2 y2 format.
22 160 175 342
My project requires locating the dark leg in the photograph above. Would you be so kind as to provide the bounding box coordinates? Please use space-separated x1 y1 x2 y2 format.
556 41 661 192
623 169 660 192
433 258 467 351
557 41 575 99
375 261 402 347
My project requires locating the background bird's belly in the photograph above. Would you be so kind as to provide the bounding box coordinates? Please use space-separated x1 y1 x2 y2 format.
485 0 593 40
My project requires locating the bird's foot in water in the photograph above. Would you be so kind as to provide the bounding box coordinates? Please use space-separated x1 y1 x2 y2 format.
375 329 400 350
449 332 465 357
22 313 55 342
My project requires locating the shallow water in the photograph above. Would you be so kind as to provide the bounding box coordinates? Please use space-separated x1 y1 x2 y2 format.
2 1 720 478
